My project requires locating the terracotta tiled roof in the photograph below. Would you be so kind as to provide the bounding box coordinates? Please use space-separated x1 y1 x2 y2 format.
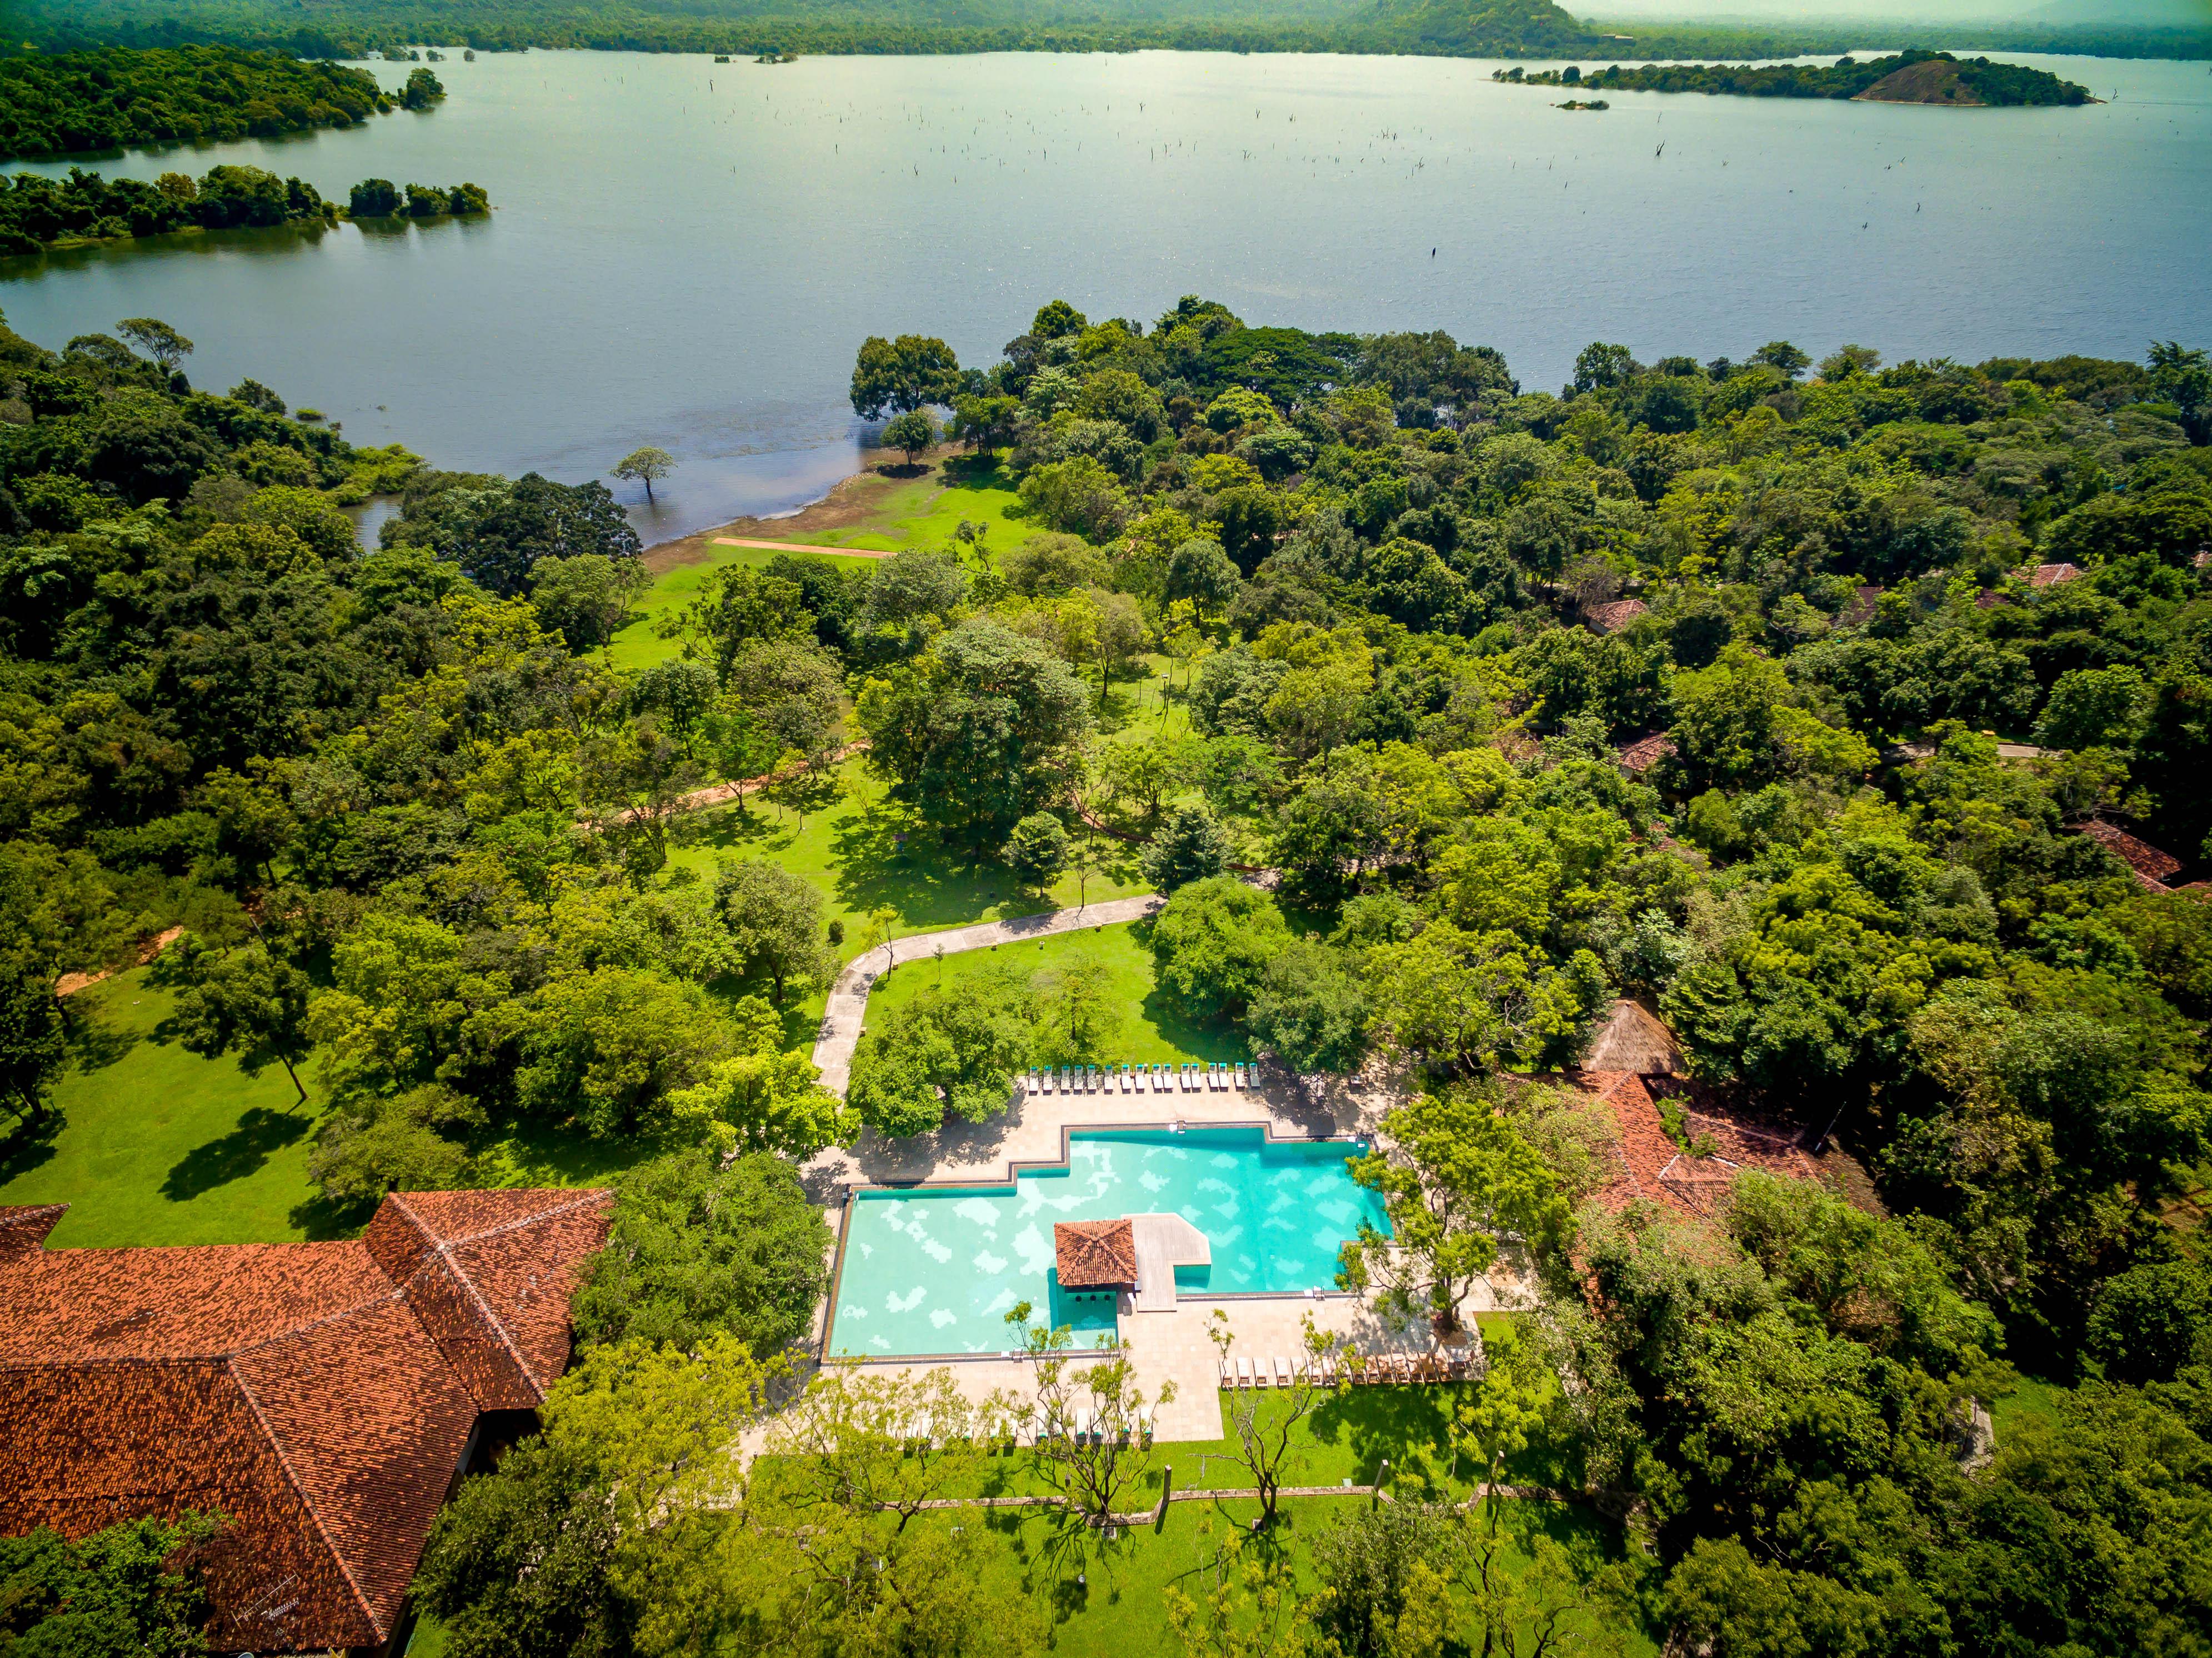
2023 562 2082 588
2078 819 2183 891
0 1205 66 1261
1840 584 1883 627
1613 732 1674 774
0 1189 610 1653
1053 1219 1138 1288
1584 598 1648 634
1567 1071 1823 1223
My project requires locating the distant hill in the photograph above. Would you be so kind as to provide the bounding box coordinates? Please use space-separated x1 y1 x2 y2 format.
1362 0 1590 52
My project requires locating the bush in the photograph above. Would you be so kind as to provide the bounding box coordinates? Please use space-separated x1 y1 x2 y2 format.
1145 874 1290 1021
569 1149 830 1356
1141 804 1232 892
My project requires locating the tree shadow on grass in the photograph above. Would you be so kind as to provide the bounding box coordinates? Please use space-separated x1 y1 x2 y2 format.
288 1186 374 1241
63 1003 142 1074
1306 1384 1460 1488
0 1110 61 1185
161 1106 310 1203
827 812 1040 931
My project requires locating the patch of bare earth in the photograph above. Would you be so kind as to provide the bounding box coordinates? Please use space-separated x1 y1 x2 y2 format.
1854 60 1980 105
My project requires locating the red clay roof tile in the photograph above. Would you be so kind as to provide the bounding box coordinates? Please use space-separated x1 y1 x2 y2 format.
0 1189 610 1652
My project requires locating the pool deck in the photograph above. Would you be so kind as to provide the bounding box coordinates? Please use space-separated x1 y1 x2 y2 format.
794 1073 1540 1444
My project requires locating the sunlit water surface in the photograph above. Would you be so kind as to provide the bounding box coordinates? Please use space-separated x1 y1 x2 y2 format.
6 48 2207 540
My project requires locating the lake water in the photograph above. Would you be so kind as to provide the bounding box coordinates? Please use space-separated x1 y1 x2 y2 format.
5 48 2208 542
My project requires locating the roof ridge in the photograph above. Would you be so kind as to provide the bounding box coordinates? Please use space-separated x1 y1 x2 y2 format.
389 1193 551 1395
225 1284 408 1363
226 1355 384 1640
397 1187 609 1248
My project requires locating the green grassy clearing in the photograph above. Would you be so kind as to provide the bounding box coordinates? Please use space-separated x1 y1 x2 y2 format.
1990 1373 2067 1442
928 1492 1648 1658
607 541 880 676
665 757 1152 954
800 456 1024 554
0 967 680 1248
0 968 328 1246
863 919 1245 1064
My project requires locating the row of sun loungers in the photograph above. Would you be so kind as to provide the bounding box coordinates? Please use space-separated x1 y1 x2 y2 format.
1217 1350 1472 1390
927 1408 1157 1450
1026 1063 1251 1095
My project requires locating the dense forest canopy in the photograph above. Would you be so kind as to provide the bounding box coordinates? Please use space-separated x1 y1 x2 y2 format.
0 46 397 163
4 0 2207 63
3 280 2212 1653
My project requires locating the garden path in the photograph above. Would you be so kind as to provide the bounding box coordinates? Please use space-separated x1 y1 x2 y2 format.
809 893 1166 1097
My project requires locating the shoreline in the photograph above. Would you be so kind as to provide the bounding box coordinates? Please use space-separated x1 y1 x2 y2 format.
640 442 965 574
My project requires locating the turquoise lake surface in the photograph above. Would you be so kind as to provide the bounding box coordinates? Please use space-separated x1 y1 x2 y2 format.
828 1126 1385 1358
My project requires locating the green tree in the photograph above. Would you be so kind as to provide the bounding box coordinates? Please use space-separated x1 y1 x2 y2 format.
1030 953 1123 1068
401 66 446 108
880 408 937 467
0 955 67 1126
571 1150 831 1356
1142 804 1233 893
531 553 651 653
1003 810 1072 892
713 857 833 1005
855 618 1094 845
1204 1311 1345 1526
1247 940 1369 1075
154 933 314 1106
611 445 675 505
0 1514 221 1658
1145 874 1289 1020
849 333 960 419
516 968 729 1138
847 970 1032 1136
1337 1092 1569 1334
116 316 193 374
989 1303 1177 1526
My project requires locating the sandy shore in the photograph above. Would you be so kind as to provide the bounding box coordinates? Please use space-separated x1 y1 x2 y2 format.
642 445 954 575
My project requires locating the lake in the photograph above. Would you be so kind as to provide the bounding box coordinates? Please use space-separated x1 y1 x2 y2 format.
4 48 2208 542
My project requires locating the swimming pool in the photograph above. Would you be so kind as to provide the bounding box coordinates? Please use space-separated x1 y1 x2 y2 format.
827 1126 1385 1358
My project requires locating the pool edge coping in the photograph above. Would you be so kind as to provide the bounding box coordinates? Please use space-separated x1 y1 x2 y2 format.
819 1118 1374 1365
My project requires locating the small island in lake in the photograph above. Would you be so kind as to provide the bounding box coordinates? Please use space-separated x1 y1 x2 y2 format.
1497 49 2094 107
1557 98 1610 110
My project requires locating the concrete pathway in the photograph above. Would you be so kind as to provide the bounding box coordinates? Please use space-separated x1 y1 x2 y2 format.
810 894 1165 1096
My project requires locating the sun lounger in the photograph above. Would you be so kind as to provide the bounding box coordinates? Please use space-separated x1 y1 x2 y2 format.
1275 1356 1292 1386
1219 1359 1233 1390
1235 1356 1253 1389
1235 1064 1249 1090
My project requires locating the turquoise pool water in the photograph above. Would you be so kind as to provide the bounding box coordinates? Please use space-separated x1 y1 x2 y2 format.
828 1127 1385 1358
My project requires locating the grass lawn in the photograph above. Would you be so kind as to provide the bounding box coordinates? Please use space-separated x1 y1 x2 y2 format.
1990 1373 2067 1442
864 920 1247 1064
607 455 1024 677
0 968 329 1246
605 542 881 677
665 758 1152 956
791 455 1024 555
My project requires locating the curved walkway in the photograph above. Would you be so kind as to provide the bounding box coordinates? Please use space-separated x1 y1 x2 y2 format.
809 894 1164 1096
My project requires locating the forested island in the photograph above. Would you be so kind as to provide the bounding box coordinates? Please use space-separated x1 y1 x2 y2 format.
7 0 2209 64
0 46 402 164
3 281 2212 1651
1500 49 2096 106
0 165 489 256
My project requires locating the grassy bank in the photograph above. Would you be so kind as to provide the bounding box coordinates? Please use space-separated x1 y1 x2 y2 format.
863 918 1247 1064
